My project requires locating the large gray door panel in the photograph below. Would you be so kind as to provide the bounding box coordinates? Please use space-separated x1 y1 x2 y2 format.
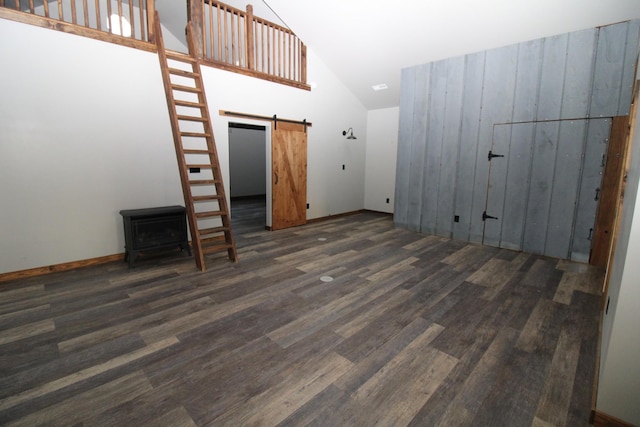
452 52 486 242
421 61 447 235
393 67 416 229
435 56 465 238
497 123 536 251
482 119 610 261
544 121 588 259
483 125 512 247
469 45 518 244
407 64 430 232
522 122 561 255
571 119 611 261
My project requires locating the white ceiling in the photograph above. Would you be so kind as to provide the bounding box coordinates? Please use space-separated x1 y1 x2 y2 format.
160 0 640 110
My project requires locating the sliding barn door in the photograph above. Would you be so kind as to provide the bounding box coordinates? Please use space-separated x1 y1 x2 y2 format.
483 118 611 262
272 122 307 230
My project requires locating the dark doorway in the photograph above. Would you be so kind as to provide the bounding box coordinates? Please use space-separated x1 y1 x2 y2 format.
229 122 267 235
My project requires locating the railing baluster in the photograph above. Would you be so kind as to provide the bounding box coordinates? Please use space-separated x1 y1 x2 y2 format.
205 0 216 58
106 0 112 32
94 0 100 30
13 0 18 10
298 39 302 82
289 32 293 80
278 29 282 77
217 4 222 61
260 22 269 73
230 10 236 66
70 0 77 24
138 0 146 41
278 27 282 77
237 11 242 66
200 0 205 56
28 0 34 14
117 0 123 36
82 0 88 26
269 24 273 75
57 0 63 21
147 0 154 42
244 5 255 70
223 6 228 63
43 0 49 18
129 0 135 38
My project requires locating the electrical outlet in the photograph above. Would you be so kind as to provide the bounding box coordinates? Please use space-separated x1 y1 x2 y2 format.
454 215 460 223
342 164 345 170
189 167 201 173
306 203 309 209
386 198 390 204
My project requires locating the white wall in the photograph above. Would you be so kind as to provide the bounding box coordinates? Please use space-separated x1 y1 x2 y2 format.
0 19 182 274
596 95 640 425
364 107 398 213
0 18 368 274
201 49 367 221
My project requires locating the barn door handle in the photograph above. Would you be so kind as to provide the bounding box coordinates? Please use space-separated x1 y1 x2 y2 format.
482 211 498 221
274 172 279 185
488 151 504 161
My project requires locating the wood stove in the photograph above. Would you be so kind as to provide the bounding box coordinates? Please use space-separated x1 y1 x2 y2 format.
120 205 191 267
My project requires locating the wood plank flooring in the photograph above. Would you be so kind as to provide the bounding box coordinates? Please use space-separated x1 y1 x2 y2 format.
0 207 604 426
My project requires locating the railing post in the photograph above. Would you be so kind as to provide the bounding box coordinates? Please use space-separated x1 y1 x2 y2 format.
188 0 204 58
246 4 255 70
301 44 307 84
147 0 155 43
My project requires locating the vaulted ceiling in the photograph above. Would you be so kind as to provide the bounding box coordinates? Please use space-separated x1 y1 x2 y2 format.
159 0 640 111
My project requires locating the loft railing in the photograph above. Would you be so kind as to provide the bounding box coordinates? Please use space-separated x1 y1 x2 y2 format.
189 1 309 90
1 0 308 89
0 0 155 49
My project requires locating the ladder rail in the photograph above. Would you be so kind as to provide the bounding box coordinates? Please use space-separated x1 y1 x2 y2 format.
186 22 237 262
154 11 237 271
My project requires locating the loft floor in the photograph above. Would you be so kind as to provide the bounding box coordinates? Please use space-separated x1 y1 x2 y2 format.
0 211 603 426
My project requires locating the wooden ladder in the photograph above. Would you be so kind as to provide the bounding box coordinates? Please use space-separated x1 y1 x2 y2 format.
154 13 237 270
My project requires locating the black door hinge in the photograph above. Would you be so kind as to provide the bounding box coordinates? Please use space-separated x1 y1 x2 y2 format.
488 150 505 161
482 211 498 221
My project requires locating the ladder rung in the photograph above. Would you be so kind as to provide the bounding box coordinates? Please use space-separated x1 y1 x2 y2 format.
195 211 225 219
171 84 202 93
168 67 199 78
183 149 211 155
201 242 234 254
189 179 221 185
175 100 205 108
166 51 197 63
199 226 230 236
181 132 211 138
193 195 223 202
177 115 207 122
187 164 215 169
201 235 227 244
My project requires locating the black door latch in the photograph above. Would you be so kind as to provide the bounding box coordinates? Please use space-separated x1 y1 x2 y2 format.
482 211 498 221
488 151 505 161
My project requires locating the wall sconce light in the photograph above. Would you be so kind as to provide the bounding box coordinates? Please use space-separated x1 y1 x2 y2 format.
342 128 357 140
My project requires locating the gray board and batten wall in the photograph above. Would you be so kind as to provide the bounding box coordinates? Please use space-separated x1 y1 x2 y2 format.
394 19 640 262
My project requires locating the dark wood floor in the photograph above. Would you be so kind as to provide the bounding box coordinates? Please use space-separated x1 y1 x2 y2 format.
231 195 267 235
0 204 603 426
